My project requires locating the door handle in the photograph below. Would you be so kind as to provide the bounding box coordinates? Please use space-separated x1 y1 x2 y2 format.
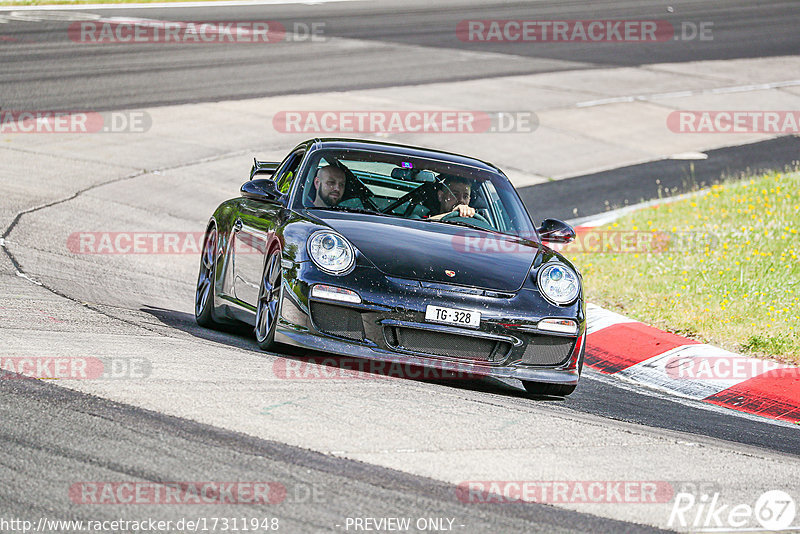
233 219 243 232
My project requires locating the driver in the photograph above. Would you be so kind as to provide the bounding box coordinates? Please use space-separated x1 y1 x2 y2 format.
428 174 476 220
313 166 346 207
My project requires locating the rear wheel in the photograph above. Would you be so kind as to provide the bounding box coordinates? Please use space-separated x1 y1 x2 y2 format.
255 249 282 351
195 226 220 328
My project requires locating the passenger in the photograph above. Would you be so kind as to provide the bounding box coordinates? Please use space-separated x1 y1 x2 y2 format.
313 166 346 207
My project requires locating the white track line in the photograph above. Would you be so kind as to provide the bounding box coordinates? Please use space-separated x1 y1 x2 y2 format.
576 79 800 108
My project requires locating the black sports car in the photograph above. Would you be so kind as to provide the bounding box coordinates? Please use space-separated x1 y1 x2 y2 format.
195 139 585 395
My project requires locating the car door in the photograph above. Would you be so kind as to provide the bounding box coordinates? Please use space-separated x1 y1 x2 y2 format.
232 148 305 308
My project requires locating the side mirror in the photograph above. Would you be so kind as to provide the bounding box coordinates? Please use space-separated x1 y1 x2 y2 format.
537 218 575 244
241 179 284 204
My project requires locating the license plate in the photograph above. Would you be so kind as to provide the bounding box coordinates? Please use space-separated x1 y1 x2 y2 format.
425 305 480 328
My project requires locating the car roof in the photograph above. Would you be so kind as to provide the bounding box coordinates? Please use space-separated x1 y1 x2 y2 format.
303 138 505 176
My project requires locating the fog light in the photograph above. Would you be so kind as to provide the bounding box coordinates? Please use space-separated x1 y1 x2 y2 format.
537 318 578 335
310 284 361 304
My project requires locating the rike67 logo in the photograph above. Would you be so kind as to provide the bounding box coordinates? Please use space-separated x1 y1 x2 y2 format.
668 490 796 531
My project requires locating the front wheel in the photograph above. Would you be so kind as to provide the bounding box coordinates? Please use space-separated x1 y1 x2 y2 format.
255 249 283 351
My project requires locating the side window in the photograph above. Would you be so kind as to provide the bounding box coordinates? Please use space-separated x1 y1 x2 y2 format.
274 150 305 194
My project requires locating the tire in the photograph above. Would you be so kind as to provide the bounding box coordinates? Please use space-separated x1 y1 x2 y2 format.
195 225 221 328
522 343 584 397
255 249 283 351
521 381 576 397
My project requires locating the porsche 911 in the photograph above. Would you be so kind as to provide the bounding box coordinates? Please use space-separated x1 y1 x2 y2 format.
195 139 585 395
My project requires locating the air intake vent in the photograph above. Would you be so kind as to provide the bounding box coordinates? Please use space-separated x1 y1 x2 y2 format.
310 302 365 341
520 335 574 365
387 327 510 362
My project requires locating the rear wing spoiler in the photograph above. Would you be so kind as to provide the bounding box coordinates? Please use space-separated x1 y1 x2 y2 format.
250 158 280 180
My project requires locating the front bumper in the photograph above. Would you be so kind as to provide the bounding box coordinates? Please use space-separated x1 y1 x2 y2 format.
276 261 585 385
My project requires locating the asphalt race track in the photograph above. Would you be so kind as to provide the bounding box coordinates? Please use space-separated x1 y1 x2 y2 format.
1 0 799 109
1 1 799 532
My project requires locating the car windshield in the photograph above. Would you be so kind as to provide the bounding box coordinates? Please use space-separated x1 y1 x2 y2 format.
295 148 536 238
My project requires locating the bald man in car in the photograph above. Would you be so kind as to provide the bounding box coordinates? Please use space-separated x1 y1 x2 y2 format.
313 166 347 207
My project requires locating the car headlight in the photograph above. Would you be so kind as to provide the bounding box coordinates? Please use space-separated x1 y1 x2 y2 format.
307 231 355 275
536 263 580 305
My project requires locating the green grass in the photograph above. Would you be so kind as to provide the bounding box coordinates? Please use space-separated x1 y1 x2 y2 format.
568 170 800 364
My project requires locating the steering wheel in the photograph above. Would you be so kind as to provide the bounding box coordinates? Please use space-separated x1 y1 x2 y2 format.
441 210 490 224
440 210 493 229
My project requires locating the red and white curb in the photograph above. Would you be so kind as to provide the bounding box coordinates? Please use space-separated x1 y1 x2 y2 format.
585 303 800 424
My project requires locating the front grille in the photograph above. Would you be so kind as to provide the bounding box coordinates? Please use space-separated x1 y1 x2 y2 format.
387 327 510 362
310 302 365 341
419 281 514 299
520 335 575 365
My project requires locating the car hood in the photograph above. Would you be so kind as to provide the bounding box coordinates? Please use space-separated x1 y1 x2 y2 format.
308 210 539 292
